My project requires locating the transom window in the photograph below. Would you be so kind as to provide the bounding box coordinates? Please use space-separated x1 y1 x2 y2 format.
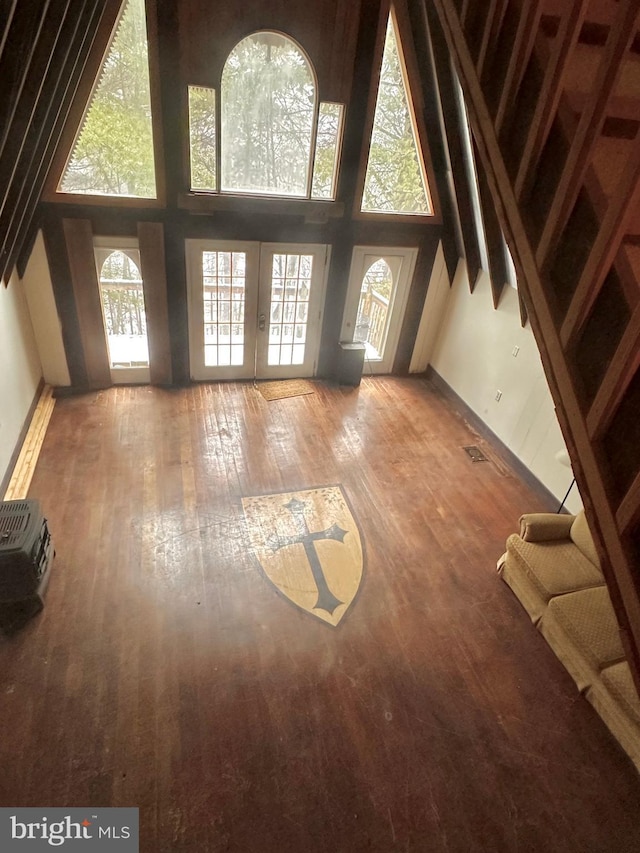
188 31 344 200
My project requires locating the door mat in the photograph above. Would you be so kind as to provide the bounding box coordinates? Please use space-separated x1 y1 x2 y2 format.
257 380 316 401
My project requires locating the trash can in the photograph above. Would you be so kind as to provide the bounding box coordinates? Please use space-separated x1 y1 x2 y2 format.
336 341 366 386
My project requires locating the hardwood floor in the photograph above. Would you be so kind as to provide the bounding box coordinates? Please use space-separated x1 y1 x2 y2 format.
1 377 639 852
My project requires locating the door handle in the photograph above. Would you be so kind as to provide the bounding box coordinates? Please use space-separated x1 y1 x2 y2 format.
258 313 266 331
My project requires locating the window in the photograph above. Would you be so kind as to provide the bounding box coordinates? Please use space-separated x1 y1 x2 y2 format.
94 243 150 382
311 102 344 200
189 86 217 192
188 32 343 199
361 10 432 216
59 0 156 198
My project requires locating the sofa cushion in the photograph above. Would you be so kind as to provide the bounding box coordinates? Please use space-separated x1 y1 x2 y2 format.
601 662 640 726
519 512 575 542
570 510 600 568
500 534 604 623
586 662 640 772
539 586 625 691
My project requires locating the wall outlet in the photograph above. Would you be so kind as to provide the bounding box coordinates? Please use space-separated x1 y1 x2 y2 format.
512 345 519 357
495 390 502 402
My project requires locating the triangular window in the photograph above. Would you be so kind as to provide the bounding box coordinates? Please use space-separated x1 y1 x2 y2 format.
361 10 431 216
58 0 156 198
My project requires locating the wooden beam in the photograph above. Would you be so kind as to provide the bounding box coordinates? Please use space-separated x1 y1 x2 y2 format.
518 288 528 327
514 0 589 202
0 0 18 59
425 2 481 290
494 0 542 133
62 218 111 388
138 221 172 387
473 138 507 308
617 472 640 537
0 0 73 224
0 0 108 284
476 0 507 81
587 304 640 440
561 144 640 350
0 1 52 159
536 2 640 268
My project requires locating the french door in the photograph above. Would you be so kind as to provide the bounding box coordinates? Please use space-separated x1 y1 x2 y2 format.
186 240 329 381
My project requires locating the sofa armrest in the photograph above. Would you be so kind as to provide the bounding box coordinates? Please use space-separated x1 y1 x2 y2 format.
519 513 575 542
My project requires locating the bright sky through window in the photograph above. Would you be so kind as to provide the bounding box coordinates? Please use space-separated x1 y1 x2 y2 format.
189 86 217 192
59 0 156 198
361 12 431 215
221 32 315 197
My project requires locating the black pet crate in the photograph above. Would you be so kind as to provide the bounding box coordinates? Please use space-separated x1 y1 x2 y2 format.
0 499 54 630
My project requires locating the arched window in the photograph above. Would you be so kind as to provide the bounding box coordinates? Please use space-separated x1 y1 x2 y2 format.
188 32 344 199
341 246 418 373
96 248 149 373
222 32 314 196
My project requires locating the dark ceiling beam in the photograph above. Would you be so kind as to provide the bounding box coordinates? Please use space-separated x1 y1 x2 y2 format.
0 1 53 159
0 0 73 224
0 0 111 284
473 137 507 308
0 1 18 58
424 1 481 289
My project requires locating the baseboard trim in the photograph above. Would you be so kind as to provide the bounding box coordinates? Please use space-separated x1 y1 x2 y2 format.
2 382 56 501
425 367 562 513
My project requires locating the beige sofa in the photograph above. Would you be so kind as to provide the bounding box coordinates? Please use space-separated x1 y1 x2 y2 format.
498 510 640 771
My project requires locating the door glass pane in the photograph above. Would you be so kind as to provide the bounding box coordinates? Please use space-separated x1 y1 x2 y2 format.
268 253 313 365
202 250 246 366
354 258 393 360
97 249 149 368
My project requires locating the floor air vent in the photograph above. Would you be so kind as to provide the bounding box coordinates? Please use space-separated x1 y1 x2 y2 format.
462 445 488 463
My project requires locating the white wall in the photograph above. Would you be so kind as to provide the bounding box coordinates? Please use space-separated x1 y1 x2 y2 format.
410 242 452 373
0 269 43 487
429 259 582 513
21 231 70 387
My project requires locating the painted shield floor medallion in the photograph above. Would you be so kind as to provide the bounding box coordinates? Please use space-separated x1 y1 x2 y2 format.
242 486 363 626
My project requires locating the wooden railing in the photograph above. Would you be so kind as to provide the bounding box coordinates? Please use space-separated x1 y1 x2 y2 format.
422 0 640 689
356 289 389 358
